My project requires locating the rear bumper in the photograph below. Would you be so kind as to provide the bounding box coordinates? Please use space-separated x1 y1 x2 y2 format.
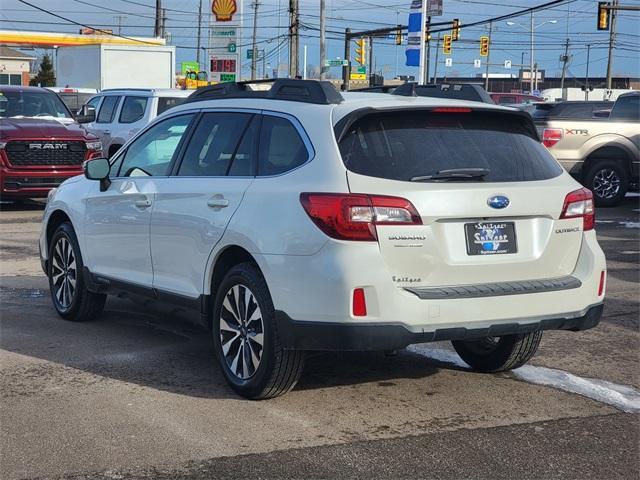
275 303 604 351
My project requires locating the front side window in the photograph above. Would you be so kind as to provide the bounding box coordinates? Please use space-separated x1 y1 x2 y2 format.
119 96 148 124
178 112 253 177
338 110 562 183
258 115 309 176
117 114 194 177
96 95 121 123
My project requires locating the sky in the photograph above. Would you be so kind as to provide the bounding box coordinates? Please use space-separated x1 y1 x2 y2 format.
1 0 639 81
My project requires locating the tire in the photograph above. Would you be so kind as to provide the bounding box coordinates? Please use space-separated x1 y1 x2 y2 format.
584 160 629 207
451 331 543 373
48 222 106 321
212 262 304 399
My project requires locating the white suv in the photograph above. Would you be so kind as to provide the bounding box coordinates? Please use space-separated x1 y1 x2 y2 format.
79 88 192 158
40 80 606 399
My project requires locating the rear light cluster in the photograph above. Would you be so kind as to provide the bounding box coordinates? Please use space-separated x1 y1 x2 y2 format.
300 193 422 241
542 128 563 148
560 187 595 231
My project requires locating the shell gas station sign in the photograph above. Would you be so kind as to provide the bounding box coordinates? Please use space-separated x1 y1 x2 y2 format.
209 0 242 83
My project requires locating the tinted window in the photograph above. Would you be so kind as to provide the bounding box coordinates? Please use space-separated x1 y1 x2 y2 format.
118 114 194 177
157 97 186 115
0 89 71 118
96 96 120 123
119 96 148 124
497 96 517 105
258 116 308 176
338 111 562 183
229 116 258 176
610 95 640 121
178 112 252 177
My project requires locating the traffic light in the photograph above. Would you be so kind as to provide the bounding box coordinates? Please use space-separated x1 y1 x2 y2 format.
395 29 402 45
355 38 366 65
452 19 461 41
597 2 610 30
443 34 452 55
425 25 432 42
480 36 489 57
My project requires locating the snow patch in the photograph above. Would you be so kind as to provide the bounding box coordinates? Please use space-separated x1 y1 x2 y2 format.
620 221 640 229
408 346 640 413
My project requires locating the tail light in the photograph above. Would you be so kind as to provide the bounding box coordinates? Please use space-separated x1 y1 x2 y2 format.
300 193 422 241
560 187 595 231
542 128 563 148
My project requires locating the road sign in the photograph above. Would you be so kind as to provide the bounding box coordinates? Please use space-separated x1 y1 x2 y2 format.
445 57 453 67
350 73 367 80
532 89 541 97
325 59 348 67
426 0 443 16
473 59 481 68
504 60 512 69
246 49 253 59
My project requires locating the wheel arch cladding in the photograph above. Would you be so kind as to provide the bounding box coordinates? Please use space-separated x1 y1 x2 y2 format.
583 145 633 178
208 245 265 315
46 210 72 254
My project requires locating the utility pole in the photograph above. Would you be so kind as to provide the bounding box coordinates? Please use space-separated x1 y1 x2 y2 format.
560 38 570 99
154 0 162 37
418 1 428 84
319 0 326 80
368 36 374 86
484 21 492 91
432 34 440 84
113 15 126 36
196 0 203 68
585 43 591 100
160 8 167 40
342 28 350 90
288 0 299 78
251 1 260 80
529 11 535 94
605 0 619 90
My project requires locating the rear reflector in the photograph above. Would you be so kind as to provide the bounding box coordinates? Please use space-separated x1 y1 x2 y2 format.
432 107 472 113
542 128 563 148
560 187 595 231
352 288 367 317
300 193 422 241
598 271 606 296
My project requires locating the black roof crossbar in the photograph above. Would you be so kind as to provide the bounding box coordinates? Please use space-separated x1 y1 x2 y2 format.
185 79 344 105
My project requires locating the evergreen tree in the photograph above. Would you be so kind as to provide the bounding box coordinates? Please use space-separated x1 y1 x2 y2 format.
30 54 56 87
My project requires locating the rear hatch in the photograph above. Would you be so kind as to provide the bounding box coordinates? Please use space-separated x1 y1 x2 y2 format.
336 107 582 288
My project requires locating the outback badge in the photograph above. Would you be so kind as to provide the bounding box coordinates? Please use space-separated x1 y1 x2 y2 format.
487 195 510 209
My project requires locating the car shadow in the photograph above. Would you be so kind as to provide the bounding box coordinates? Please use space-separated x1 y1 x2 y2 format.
1 289 446 400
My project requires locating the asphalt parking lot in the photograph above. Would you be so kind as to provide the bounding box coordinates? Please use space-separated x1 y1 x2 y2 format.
1 196 638 480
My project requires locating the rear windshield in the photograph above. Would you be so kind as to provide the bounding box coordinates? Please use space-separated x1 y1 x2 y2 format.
337 111 562 183
58 93 95 114
157 97 186 115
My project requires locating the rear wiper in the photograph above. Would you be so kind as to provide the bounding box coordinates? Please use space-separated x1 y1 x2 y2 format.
410 168 490 182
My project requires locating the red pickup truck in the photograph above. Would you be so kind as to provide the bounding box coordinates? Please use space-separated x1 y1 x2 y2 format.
0 86 102 200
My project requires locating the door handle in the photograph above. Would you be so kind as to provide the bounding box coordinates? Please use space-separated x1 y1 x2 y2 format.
207 196 229 209
103 130 111 135
134 198 152 209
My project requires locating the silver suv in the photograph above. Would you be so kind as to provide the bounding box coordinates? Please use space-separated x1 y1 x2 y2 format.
79 88 192 158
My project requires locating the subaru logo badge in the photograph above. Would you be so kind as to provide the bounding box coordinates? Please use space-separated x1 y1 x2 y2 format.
487 195 510 209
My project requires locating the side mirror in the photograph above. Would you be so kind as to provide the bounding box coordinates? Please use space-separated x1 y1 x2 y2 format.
76 105 96 124
83 158 111 191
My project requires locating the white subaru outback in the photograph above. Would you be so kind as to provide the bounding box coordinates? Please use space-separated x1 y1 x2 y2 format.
40 80 606 399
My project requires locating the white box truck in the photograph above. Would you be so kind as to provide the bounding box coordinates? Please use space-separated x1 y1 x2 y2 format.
55 44 176 90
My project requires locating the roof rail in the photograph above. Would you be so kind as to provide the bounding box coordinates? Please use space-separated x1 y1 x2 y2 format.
185 79 344 105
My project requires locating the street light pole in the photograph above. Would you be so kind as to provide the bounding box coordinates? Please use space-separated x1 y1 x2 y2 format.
319 0 326 80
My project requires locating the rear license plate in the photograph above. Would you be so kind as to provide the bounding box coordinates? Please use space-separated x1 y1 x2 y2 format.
465 222 517 255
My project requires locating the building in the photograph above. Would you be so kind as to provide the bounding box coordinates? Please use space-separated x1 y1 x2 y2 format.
0 45 35 86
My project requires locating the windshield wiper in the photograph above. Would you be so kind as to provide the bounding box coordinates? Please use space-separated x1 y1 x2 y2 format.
410 168 490 182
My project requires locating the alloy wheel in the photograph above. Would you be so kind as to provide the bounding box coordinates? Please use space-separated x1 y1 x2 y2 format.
593 168 621 200
51 236 76 309
219 284 265 380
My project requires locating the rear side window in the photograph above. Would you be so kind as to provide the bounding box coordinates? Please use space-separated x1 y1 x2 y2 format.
610 95 640 121
258 116 309 176
119 96 148 123
96 96 120 123
337 111 562 183
178 112 252 177
157 97 186 115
